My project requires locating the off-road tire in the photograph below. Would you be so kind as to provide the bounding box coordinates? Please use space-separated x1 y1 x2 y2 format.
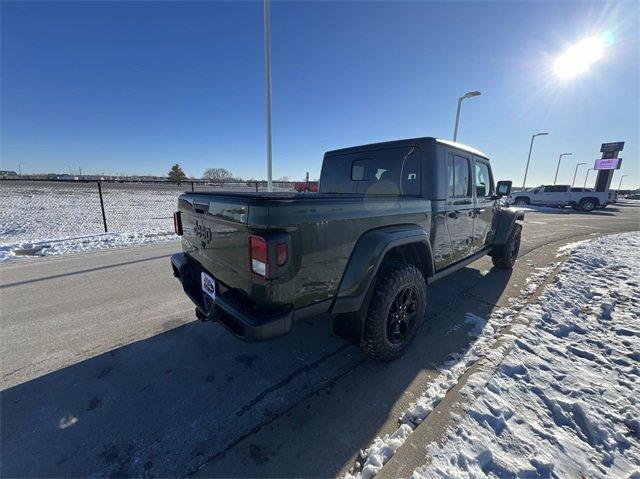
514 197 530 206
579 198 596 212
360 262 427 362
492 223 522 269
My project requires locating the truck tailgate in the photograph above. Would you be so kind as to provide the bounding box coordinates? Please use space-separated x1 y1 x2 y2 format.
178 194 251 294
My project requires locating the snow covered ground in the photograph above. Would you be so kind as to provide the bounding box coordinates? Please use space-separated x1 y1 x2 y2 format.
0 180 293 261
348 232 639 479
413 232 640 478
0 181 181 261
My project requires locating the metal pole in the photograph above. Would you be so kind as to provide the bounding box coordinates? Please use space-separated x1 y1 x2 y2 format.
553 153 572 185
522 135 535 190
618 174 628 191
572 163 586 187
264 0 273 192
452 97 463 142
583 168 594 188
97 181 108 233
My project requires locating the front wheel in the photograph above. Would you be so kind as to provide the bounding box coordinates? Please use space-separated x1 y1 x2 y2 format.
361 262 427 361
492 223 522 269
514 197 530 206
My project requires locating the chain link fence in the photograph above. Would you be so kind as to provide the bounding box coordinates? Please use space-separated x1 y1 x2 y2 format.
0 179 297 247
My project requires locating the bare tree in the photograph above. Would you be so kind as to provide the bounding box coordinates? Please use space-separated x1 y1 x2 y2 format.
203 168 232 186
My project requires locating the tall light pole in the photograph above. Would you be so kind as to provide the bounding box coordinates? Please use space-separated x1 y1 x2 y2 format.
583 168 595 188
571 162 587 187
453 90 481 142
617 174 628 192
263 0 273 192
521 132 548 190
18 162 28 176
553 152 572 184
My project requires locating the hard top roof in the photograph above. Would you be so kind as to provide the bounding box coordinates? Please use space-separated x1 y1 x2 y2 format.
325 137 490 160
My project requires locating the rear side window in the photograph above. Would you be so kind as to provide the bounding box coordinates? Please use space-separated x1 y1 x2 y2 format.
474 161 493 197
322 146 421 195
447 155 471 197
543 185 568 193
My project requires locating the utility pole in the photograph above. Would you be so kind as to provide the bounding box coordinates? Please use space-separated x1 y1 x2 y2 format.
264 0 273 192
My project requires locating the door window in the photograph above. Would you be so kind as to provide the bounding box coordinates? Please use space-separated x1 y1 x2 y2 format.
474 161 493 198
447 156 471 197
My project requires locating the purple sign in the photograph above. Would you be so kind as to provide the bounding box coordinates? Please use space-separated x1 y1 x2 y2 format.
594 158 622 170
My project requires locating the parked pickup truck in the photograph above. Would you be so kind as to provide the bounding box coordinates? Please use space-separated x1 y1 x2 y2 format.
508 184 609 211
171 137 523 360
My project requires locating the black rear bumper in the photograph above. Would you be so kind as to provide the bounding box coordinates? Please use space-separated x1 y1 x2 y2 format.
171 253 293 341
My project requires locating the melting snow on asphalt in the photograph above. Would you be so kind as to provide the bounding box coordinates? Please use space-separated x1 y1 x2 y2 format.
414 232 640 478
347 232 640 479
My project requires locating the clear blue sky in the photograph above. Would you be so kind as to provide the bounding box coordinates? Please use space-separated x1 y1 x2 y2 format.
1 1 638 188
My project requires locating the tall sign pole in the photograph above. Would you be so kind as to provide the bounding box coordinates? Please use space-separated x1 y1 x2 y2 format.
264 0 273 192
594 142 624 192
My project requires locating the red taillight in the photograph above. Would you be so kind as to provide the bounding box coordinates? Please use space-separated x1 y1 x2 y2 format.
276 243 287 266
249 235 268 277
173 212 183 236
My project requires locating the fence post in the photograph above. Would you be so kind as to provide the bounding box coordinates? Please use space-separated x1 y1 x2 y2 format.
255 181 259 193
97 181 108 233
191 181 194 192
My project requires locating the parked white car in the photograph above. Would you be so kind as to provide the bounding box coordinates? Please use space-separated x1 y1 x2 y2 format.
507 185 609 212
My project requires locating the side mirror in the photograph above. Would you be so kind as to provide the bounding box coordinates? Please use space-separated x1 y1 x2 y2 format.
496 180 512 197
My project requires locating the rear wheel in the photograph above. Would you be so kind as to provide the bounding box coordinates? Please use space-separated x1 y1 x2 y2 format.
492 223 522 269
579 198 596 212
361 262 426 361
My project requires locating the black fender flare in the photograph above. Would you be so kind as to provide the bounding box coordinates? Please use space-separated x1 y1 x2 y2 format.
491 207 525 247
330 225 434 343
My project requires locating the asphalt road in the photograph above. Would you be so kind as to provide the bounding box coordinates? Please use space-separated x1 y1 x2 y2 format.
1 201 638 478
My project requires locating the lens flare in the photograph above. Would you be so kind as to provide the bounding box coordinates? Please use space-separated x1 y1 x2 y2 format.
554 36 604 79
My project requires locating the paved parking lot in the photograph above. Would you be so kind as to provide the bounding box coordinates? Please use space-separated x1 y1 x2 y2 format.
1 200 638 477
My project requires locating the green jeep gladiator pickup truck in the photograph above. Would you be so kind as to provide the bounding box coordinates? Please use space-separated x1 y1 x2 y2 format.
171 137 523 360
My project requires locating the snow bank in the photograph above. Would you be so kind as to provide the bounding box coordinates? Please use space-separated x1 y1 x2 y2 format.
413 232 640 478
0 232 178 262
345 264 558 479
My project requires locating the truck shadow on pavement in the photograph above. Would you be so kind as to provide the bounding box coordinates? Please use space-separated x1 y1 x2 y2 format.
1 264 512 478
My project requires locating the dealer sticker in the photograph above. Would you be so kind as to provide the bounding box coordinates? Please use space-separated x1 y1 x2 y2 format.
201 272 216 300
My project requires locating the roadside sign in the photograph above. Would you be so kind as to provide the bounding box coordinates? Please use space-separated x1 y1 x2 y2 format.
600 142 625 153
594 158 623 170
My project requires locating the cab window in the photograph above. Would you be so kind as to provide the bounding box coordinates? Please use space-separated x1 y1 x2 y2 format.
447 155 471 197
474 161 493 197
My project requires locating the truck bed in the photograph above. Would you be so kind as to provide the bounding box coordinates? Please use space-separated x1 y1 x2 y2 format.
177 191 431 310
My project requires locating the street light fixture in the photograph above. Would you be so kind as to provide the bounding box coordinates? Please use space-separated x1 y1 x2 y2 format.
521 132 548 190
571 162 587 187
583 168 595 188
617 174 629 192
453 90 481 142
553 152 572 184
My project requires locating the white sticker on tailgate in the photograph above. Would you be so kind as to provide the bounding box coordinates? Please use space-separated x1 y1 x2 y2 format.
201 272 216 300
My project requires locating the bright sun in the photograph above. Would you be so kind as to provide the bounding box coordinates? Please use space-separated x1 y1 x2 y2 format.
554 36 605 79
